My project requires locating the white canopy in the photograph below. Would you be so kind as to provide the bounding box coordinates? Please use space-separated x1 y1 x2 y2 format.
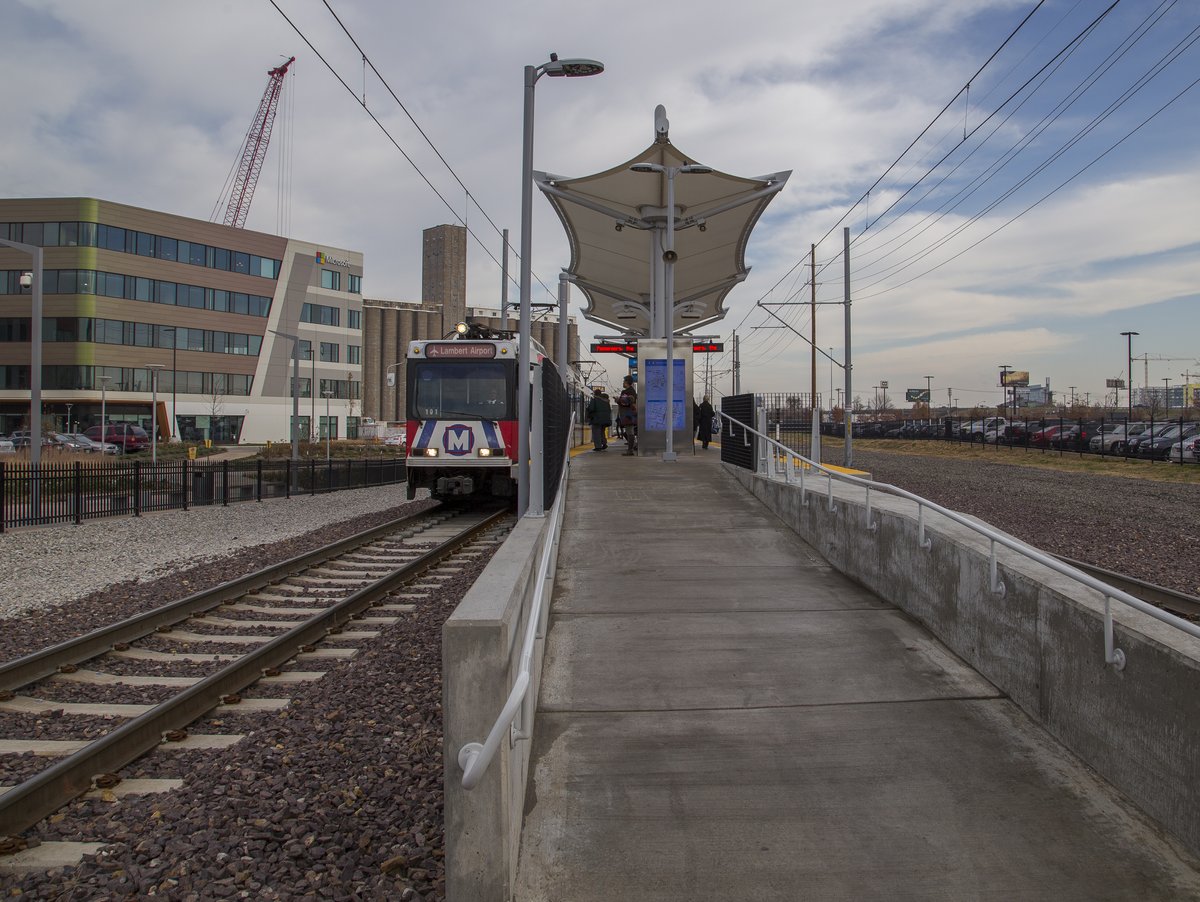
535 132 789 337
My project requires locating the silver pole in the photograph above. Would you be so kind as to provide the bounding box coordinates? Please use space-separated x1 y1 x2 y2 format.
500 228 510 329
662 168 677 462
292 345 300 459
99 377 110 443
151 369 159 464
325 391 331 460
557 275 569 381
0 240 43 472
843 227 854 468
518 64 537 518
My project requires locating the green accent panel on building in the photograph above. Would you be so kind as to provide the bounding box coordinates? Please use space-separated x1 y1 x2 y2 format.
79 198 100 223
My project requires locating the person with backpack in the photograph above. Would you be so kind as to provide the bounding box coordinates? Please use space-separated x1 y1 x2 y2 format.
618 376 638 455
586 387 612 451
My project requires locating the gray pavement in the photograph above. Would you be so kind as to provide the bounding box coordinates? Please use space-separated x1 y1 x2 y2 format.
515 446 1200 900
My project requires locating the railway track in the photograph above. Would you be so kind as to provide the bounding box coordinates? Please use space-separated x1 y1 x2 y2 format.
0 502 511 854
1051 553 1200 621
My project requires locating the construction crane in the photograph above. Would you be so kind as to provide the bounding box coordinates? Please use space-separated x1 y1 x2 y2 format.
220 56 295 229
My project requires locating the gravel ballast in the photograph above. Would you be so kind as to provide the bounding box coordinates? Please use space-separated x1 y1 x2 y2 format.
847 448 1200 597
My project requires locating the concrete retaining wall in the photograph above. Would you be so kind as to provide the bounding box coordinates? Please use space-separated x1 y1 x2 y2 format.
727 463 1200 859
442 513 556 902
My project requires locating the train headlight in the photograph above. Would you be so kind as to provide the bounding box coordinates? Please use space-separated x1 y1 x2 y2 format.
424 448 439 457
478 448 492 457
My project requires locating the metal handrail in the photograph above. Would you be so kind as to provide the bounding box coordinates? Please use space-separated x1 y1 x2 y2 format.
458 416 574 789
717 410 1200 667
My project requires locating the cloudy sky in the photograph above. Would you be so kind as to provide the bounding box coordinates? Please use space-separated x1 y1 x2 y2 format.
3 0 1197 410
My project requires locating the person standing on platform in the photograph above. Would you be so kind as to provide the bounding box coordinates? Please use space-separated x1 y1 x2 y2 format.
695 395 715 450
618 376 638 455
586 387 611 451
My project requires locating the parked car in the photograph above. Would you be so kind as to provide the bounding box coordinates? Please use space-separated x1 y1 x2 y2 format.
1029 424 1069 448
960 417 1007 442
383 433 407 448
84 424 150 453
1089 423 1135 453
61 432 119 454
1106 423 1149 454
1166 433 1200 463
1137 423 1200 460
1050 423 1102 451
51 432 93 452
7 430 54 449
0 438 14 455
1125 423 1177 457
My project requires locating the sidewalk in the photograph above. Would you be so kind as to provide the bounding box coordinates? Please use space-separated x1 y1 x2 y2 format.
514 447 1200 900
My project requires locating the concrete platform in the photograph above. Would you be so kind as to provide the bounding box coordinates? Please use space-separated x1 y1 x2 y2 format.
514 447 1200 900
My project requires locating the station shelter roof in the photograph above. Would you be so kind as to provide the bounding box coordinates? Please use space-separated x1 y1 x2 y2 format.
535 141 789 337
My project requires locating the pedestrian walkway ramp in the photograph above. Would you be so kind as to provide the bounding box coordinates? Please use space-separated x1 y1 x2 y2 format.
509 449 1200 900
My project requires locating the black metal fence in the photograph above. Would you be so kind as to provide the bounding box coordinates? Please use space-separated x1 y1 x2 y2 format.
720 394 756 470
542 359 571 507
847 414 1200 464
0 456 407 531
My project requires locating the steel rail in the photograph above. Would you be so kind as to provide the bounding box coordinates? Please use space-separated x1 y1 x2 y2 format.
0 507 445 692
1049 554 1200 620
721 411 1200 657
0 506 509 837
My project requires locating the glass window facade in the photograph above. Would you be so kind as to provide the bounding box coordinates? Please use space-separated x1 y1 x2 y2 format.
0 269 272 318
0 219 282 279
300 302 340 326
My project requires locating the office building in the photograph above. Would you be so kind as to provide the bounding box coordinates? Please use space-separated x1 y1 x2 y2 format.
0 197 363 443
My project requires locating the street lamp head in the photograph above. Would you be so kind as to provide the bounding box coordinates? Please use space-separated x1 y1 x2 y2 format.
542 56 604 78
679 164 713 174
630 163 662 174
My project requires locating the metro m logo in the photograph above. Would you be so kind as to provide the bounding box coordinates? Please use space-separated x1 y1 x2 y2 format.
443 424 475 456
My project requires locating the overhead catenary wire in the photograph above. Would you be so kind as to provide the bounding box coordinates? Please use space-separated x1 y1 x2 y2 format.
266 0 561 304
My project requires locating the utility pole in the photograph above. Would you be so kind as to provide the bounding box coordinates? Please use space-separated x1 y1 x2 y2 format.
732 331 740 395
1120 331 1138 422
843 227 853 468
810 243 817 411
998 365 1013 418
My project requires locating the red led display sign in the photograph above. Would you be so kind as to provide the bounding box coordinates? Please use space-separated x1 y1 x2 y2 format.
591 342 638 353
425 343 497 359
591 341 724 353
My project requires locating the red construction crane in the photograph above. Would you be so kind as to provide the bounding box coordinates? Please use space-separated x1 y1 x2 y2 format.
222 56 295 229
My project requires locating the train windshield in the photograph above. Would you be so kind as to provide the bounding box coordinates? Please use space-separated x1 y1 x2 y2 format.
410 361 513 420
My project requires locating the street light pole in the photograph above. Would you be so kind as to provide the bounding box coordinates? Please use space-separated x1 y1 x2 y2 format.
1120 331 1139 423
268 329 303 460
924 375 933 416
322 390 333 460
99 374 112 441
1163 377 1171 416
2 239 44 473
518 53 604 517
146 364 165 464
66 402 73 436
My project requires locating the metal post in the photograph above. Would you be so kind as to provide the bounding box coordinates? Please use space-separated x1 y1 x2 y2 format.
518 62 537 518
529 362 545 516
0 241 44 479
500 228 510 329
557 274 569 381
663 168 677 462
1121 331 1138 424
843 227 854 468
323 390 332 460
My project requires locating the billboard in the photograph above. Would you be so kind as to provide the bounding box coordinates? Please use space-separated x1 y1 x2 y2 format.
905 389 930 403
1001 370 1029 387
1106 378 1126 389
